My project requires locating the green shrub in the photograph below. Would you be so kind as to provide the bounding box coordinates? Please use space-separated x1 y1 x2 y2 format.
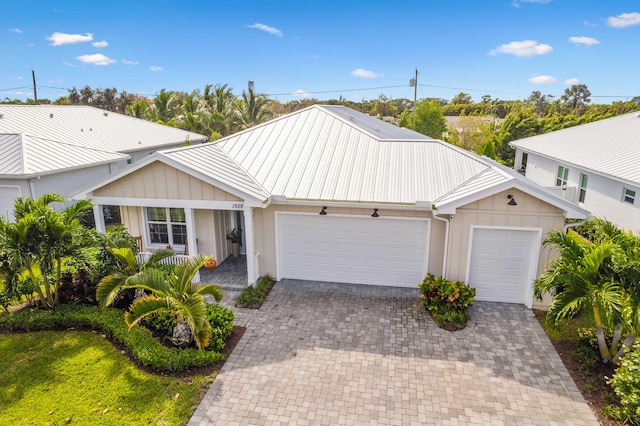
0 305 224 371
419 273 475 329
145 310 177 337
608 343 640 425
206 304 235 351
236 275 275 309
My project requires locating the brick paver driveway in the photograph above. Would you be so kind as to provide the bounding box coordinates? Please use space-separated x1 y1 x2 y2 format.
190 280 597 426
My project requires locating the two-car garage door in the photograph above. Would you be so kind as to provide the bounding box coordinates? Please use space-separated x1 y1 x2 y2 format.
276 213 429 287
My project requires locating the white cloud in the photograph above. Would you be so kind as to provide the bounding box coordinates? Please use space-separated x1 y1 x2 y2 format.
47 32 93 46
16 76 23 80
351 68 383 78
607 12 640 28
247 23 283 37
569 36 600 46
489 40 553 57
122 59 139 65
150 66 163 72
528 75 557 84
564 78 580 85
292 89 311 98
92 40 108 48
76 53 116 66
10 28 23 33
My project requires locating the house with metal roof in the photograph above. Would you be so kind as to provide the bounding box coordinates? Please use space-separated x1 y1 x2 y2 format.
75 105 588 309
0 105 207 219
510 112 640 231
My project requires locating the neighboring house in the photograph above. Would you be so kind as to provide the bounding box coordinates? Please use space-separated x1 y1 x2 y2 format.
510 112 640 232
0 105 207 219
75 105 588 309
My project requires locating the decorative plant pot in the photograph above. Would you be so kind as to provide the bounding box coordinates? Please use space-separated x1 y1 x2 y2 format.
232 242 239 257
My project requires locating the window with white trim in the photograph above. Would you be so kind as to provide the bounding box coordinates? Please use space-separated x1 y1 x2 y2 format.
578 173 588 203
146 207 186 246
556 166 569 187
623 188 636 205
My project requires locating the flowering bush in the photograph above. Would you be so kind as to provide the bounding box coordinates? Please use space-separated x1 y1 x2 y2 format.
607 343 640 424
419 273 475 329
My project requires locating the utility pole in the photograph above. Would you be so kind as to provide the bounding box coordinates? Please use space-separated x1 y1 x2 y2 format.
31 69 38 104
409 68 418 130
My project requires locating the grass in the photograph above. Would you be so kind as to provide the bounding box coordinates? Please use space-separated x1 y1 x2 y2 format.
0 331 213 426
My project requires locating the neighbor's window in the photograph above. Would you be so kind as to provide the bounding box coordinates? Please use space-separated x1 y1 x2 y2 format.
623 188 636 205
556 166 569 187
146 207 186 246
578 174 588 203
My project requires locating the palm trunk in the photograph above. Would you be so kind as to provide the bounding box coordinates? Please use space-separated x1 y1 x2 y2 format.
26 266 49 308
611 323 623 352
612 333 636 366
593 306 613 363
54 257 62 305
42 275 54 306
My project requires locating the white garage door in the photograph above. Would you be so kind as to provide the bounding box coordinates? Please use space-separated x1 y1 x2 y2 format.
277 213 429 287
468 228 540 305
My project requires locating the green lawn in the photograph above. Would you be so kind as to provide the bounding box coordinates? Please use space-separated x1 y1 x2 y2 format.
0 331 214 426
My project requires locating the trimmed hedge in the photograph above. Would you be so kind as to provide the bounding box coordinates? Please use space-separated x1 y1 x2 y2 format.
0 304 225 371
235 275 275 309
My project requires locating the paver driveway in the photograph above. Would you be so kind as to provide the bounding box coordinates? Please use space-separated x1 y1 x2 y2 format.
190 280 598 426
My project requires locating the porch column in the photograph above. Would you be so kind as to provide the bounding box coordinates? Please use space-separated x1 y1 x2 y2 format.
93 204 106 234
243 206 257 286
184 208 200 283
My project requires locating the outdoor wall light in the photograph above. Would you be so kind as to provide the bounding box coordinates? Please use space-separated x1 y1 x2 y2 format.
507 194 517 206
371 208 379 217
319 206 327 215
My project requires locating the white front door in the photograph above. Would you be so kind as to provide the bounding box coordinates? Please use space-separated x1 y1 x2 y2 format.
276 213 430 287
467 227 541 306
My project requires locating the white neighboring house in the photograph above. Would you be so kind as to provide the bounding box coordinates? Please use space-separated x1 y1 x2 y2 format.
510 111 640 232
0 105 207 220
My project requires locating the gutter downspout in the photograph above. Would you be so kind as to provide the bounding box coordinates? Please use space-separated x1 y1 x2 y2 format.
432 210 450 279
564 218 589 233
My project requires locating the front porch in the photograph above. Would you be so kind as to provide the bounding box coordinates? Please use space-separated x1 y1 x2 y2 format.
198 255 247 290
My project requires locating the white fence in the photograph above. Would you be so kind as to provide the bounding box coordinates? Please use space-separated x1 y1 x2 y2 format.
135 252 191 265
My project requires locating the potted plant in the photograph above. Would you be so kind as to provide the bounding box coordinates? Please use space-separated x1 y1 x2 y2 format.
226 229 240 257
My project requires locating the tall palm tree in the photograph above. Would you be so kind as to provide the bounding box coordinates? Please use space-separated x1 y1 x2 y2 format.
237 83 272 129
534 229 627 364
123 254 224 350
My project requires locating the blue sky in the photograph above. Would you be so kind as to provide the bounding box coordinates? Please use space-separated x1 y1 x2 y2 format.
3 0 640 103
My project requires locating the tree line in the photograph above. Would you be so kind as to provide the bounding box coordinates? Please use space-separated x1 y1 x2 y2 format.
2 83 638 164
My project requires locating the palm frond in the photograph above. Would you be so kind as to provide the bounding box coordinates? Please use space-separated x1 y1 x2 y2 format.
125 295 169 328
192 284 224 302
96 271 128 307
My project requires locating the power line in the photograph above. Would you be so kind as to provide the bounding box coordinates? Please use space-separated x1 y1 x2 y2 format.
0 85 32 92
265 84 407 97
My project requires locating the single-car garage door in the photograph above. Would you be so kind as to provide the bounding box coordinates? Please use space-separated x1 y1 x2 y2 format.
276 213 429 287
467 227 541 305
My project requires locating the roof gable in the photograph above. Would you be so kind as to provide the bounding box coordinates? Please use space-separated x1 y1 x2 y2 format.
0 133 128 177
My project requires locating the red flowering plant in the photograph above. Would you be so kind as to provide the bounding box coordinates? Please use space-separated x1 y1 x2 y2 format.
419 273 476 330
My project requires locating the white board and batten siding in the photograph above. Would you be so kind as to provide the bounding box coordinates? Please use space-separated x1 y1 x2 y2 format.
466 226 542 308
275 212 430 287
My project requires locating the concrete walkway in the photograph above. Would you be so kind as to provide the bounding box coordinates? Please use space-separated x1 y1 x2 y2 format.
190 280 598 426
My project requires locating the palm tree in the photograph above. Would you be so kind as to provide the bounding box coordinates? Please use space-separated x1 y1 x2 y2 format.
0 194 94 307
534 229 628 364
96 241 174 308
236 82 272 129
123 254 224 350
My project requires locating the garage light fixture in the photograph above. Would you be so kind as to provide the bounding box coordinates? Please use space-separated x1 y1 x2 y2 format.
371 208 379 217
507 194 517 206
319 206 327 215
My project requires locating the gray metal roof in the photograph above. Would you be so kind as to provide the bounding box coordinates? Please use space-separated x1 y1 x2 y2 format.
510 112 640 185
0 105 207 154
0 133 128 176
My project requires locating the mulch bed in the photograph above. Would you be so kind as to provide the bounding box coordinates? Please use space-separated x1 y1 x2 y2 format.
542 334 624 425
